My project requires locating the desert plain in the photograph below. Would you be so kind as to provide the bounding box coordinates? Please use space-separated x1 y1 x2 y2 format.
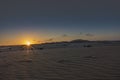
0 43 120 80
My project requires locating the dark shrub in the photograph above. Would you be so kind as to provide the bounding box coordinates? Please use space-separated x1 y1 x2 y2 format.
8 47 12 50
84 45 92 47
38 47 44 50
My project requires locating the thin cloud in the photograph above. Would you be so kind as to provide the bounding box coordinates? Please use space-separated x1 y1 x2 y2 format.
79 32 82 35
46 38 54 41
62 34 68 37
77 32 83 36
85 33 94 37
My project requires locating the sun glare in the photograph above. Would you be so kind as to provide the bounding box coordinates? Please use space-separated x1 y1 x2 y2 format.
26 41 31 46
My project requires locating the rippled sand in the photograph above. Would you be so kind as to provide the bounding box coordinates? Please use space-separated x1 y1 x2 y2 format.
0 46 120 80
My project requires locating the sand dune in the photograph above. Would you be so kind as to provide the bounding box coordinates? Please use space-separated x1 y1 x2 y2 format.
0 45 120 80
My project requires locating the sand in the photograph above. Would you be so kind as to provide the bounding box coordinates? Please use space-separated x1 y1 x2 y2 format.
0 46 120 80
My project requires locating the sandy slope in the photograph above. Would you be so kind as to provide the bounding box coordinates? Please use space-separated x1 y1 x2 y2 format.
0 46 120 80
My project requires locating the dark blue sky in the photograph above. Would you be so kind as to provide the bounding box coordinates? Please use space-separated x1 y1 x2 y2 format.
0 0 120 45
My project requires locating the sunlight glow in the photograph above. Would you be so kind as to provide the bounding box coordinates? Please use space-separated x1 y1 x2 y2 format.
26 41 31 46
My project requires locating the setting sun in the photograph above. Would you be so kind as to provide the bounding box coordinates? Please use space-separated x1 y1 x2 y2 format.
26 41 31 46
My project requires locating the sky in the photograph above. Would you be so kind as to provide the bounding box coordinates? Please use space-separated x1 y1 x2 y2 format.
0 0 120 45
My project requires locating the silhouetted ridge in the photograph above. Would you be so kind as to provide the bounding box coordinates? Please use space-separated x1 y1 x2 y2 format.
70 39 90 43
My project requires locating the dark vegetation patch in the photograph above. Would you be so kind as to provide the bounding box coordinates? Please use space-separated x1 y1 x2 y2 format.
18 59 33 63
57 59 71 63
83 55 97 60
83 45 92 47
38 47 44 50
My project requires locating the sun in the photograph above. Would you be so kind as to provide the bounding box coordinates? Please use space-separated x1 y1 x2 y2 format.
26 41 31 46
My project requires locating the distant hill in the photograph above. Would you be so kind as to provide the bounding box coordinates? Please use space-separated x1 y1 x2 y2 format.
39 39 120 45
70 39 90 43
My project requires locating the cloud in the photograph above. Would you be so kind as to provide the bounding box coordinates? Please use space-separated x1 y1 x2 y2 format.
46 38 54 41
76 32 83 36
85 33 94 37
79 32 82 35
62 34 68 37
